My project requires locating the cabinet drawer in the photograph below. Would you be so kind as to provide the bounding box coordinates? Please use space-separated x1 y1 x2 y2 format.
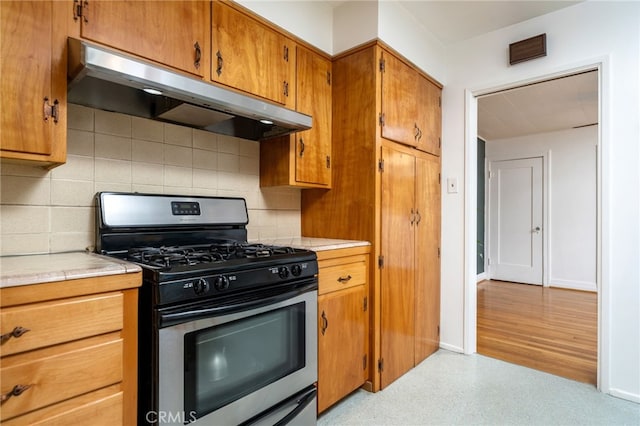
2 386 123 426
1 292 123 356
319 257 367 295
1 333 123 421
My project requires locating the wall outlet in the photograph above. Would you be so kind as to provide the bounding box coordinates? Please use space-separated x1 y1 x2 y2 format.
447 177 458 193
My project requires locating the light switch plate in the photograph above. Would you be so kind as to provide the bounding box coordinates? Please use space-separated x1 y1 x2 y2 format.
447 177 458 193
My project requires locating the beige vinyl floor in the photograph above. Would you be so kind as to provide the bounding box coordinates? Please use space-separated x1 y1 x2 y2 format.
317 350 639 426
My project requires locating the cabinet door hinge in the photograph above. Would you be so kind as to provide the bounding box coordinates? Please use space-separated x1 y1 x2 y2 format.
379 58 385 73
378 255 384 269
379 112 385 127
378 358 384 372
363 354 367 370
438 173 441 184
488 170 492 179
439 137 441 148
283 81 289 97
363 296 368 312
327 71 331 85
439 96 442 107
326 156 331 169
438 247 441 258
378 159 384 172
437 325 440 336
283 45 289 62
43 97 59 123
73 0 88 23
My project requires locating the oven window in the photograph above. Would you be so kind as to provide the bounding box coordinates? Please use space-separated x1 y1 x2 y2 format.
184 302 305 421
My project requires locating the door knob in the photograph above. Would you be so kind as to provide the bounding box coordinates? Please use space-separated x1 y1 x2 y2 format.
533 226 541 233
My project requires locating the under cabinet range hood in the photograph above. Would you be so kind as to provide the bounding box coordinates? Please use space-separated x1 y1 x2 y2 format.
66 38 311 141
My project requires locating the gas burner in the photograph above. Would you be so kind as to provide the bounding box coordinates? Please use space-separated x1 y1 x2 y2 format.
127 246 225 268
124 242 302 269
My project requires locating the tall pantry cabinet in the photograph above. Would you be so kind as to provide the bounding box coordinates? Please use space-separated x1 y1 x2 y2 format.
302 41 442 391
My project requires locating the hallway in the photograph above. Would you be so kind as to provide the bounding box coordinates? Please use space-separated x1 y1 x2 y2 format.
477 280 597 384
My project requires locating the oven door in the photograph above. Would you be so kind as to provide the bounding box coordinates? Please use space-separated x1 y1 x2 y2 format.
153 279 317 426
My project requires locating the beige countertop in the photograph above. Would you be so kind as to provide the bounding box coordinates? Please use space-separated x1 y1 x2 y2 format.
1 238 368 288
0 251 141 289
253 237 370 252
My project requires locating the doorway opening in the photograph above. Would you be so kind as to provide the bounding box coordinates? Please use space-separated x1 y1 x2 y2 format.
465 66 603 388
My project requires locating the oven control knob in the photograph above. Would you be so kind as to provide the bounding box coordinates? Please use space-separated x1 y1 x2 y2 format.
193 278 210 295
213 275 230 291
278 266 290 279
291 264 302 277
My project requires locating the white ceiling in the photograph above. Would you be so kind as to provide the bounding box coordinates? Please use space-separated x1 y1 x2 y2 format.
393 0 596 140
327 1 597 140
478 71 599 140
398 1 581 46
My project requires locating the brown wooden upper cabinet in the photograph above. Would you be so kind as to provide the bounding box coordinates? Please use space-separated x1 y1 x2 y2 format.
211 1 296 108
0 0 67 168
260 45 332 188
380 50 442 156
74 0 208 77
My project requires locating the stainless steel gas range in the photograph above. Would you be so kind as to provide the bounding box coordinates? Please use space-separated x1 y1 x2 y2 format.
95 192 318 426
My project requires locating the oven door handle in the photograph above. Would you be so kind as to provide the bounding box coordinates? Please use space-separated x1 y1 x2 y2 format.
159 281 317 327
240 386 317 426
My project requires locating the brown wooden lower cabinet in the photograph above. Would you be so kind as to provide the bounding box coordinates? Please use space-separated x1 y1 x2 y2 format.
316 246 370 413
0 272 141 425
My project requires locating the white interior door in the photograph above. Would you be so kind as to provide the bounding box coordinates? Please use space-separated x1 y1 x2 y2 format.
489 157 543 285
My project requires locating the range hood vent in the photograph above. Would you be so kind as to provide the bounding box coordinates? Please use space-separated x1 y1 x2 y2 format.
66 38 311 141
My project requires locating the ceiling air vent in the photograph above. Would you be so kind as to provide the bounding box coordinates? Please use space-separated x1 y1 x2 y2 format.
509 33 547 65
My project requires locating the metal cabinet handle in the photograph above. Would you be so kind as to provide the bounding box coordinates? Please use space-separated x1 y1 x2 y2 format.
43 98 59 123
321 311 328 335
337 275 352 283
415 210 422 225
414 123 420 140
216 51 223 76
417 127 422 141
410 208 415 225
1 326 30 344
1 384 32 403
299 138 305 157
194 42 201 69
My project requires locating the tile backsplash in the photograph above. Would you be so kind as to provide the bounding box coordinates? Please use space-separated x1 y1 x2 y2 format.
0 105 302 256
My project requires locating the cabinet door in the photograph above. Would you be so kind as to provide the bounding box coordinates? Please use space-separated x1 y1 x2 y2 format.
414 154 441 363
380 51 419 147
318 285 367 413
212 1 294 106
380 145 416 388
295 46 331 186
80 1 207 77
417 77 442 156
1 1 52 155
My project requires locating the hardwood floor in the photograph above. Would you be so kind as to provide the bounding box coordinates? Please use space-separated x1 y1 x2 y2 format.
477 280 597 385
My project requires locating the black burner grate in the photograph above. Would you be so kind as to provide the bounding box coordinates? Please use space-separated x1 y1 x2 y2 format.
125 243 299 269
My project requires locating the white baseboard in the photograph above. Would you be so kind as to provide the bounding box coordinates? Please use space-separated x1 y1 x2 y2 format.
609 388 640 404
439 342 464 353
549 278 597 292
476 272 488 282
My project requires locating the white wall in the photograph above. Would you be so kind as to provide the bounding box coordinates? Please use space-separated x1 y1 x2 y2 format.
333 1 379 55
236 1 334 54
486 126 597 291
377 1 447 83
442 1 640 401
